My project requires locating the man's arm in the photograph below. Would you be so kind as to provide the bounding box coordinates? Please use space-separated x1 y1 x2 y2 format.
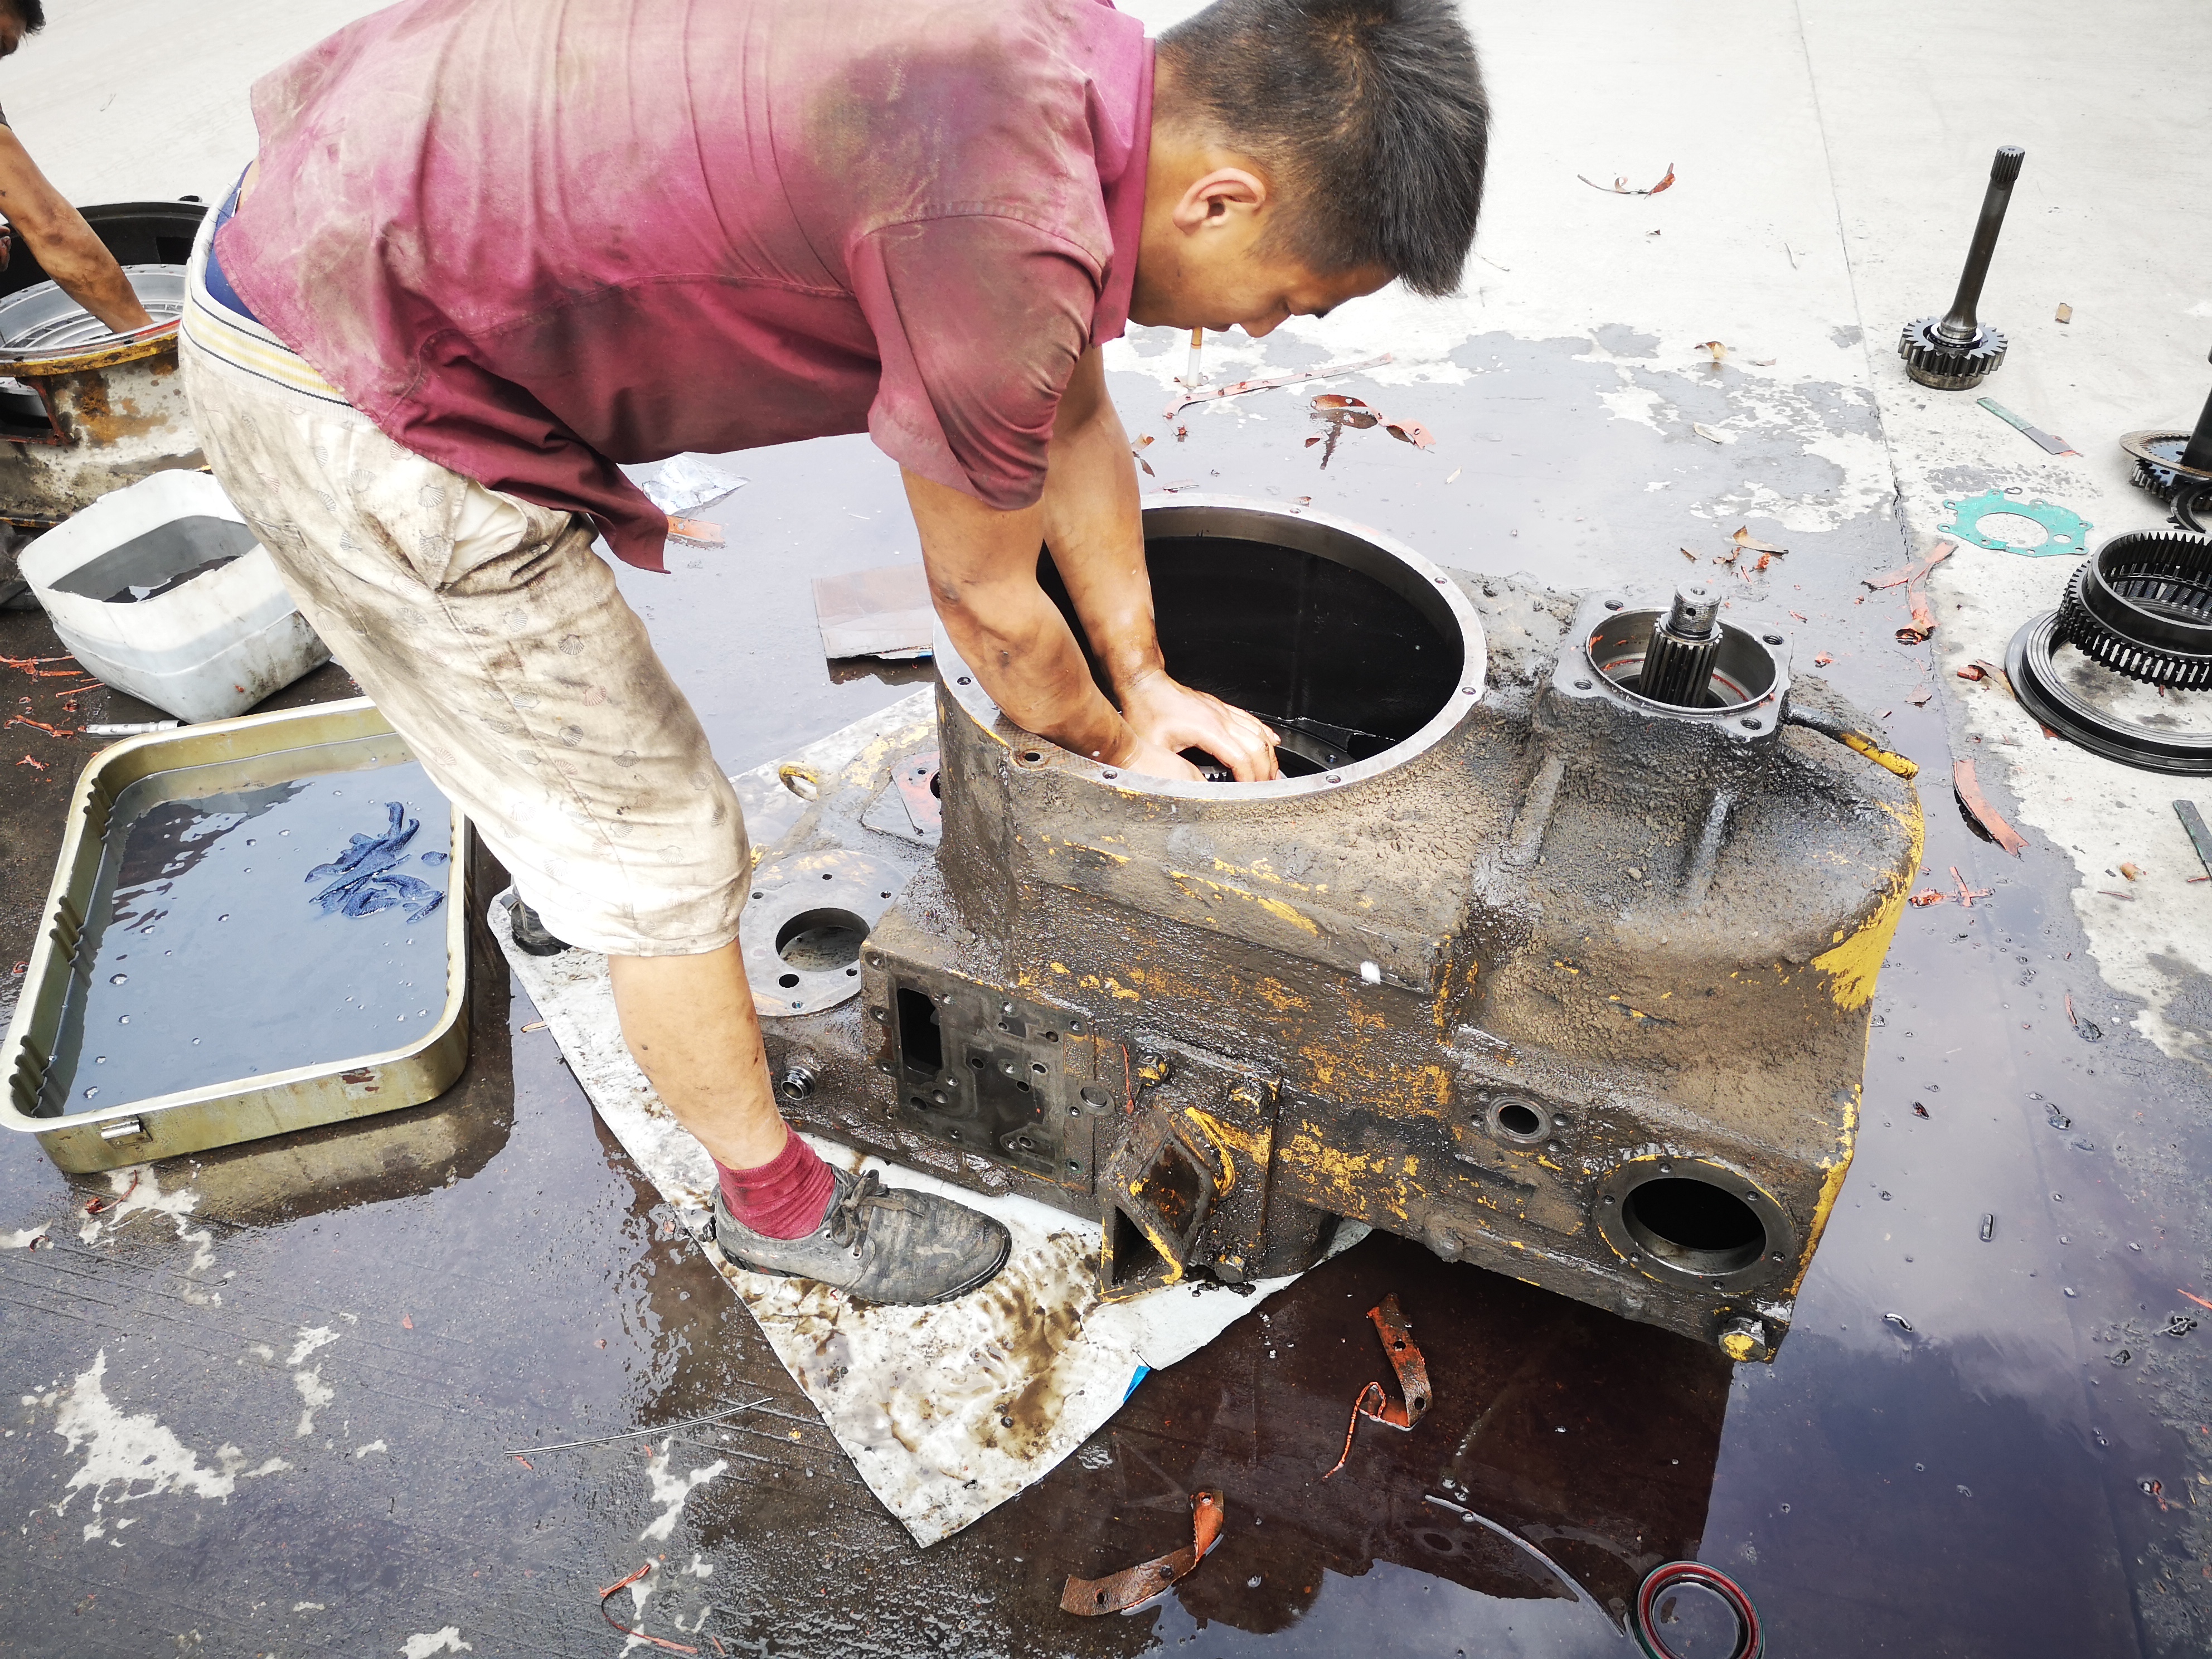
1035 348 1280 780
0 125 153 334
903 348 1281 782
906 465 1197 780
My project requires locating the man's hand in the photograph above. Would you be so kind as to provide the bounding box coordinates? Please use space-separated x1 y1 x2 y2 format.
901 345 1285 784
1120 669 1281 782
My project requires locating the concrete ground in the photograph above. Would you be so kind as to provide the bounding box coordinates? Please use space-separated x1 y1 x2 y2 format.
4 1 2210 1655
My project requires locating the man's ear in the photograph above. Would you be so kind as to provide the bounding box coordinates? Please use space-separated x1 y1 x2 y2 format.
1171 166 1270 237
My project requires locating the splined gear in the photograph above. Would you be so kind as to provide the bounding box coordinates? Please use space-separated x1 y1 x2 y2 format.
2053 528 2212 687
1899 318 2007 391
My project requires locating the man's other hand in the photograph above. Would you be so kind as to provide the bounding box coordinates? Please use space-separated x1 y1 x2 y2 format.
1120 670 1280 782
0 126 155 335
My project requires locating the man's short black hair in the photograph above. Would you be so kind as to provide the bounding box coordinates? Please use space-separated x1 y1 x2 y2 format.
1158 0 1489 297
9 0 47 31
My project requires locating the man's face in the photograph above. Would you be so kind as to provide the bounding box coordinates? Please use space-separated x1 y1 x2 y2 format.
0 14 23 57
1133 245 1392 338
1131 171 1393 337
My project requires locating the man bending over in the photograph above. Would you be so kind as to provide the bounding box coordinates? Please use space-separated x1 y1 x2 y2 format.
183 0 1488 1305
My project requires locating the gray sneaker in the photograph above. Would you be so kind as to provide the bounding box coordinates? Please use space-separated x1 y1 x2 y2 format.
508 898 571 957
712 1164 1011 1306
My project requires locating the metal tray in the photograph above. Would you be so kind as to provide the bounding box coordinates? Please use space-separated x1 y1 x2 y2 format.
2 697 470 1172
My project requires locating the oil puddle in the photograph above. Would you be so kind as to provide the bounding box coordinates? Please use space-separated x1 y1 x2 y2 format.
988 1231 1726 1650
42 756 451 1114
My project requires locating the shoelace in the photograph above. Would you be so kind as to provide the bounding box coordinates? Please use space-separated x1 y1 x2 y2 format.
823 1170 890 1248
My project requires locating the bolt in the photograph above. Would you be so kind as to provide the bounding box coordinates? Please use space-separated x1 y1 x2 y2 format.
780 1064 817 1102
1718 1316 1772 1363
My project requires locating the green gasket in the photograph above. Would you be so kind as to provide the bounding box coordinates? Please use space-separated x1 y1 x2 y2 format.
1940 488 2092 556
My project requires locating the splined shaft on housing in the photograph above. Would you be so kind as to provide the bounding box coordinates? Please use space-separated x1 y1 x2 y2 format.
1899 146 2022 391
1640 584 1722 706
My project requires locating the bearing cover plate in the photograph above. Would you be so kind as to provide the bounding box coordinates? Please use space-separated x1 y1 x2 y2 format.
744 849 905 1016
1595 1155 1795 1294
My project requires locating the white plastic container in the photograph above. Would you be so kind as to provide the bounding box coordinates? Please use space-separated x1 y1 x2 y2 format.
20 469 327 722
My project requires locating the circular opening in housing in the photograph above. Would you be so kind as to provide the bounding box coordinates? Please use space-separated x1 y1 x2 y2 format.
774 907 869 972
1492 1099 1545 1142
1036 504 1469 779
1585 613 1779 712
1622 1177 1768 1276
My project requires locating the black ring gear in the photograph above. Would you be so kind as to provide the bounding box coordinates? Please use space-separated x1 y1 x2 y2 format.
1898 317 2006 390
2009 612 2212 774
2122 431 2212 506
2052 528 2212 688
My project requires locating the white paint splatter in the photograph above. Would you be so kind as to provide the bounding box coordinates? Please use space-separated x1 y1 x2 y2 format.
640 1440 727 1542
682 1553 713 1578
79 1167 220 1301
2 1224 49 1249
285 1327 340 1367
399 1631 470 1658
1597 383 1671 432
46 1351 285 1530
293 1369 334 1438
354 1440 387 1459
293 1602 325 1613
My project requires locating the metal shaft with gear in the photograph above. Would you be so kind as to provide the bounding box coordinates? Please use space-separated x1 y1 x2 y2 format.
2119 347 2212 532
1899 146 2022 391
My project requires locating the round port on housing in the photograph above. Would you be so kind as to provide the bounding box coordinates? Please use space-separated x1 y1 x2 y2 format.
942 498 1486 797
775 908 869 972
1488 1095 1548 1144
1597 1157 1793 1293
1623 1179 1765 1275
1584 610 1783 715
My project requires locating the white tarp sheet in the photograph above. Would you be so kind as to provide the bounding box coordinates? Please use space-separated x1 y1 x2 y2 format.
492 723 1336 1546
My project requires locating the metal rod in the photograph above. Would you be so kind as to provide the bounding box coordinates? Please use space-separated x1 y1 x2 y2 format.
501 1398 775 1457
2175 799 2212 880
2181 349 2212 477
1937 147 2024 346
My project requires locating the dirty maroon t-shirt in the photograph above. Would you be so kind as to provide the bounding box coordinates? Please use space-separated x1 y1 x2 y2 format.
216 0 1153 573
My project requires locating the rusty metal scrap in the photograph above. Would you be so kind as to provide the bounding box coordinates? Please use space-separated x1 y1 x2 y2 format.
596 1560 697 1654
1060 1490 1225 1616
1863 539 1956 591
1322 1294 1433 1479
1895 588 1937 644
1953 758 2029 855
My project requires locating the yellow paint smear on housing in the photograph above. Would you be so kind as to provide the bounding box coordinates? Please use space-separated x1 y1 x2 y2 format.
1811 796 1925 1011
1280 1134 1414 1221
1183 1108 1263 1195
1164 869 1321 936
1789 1086 1859 1298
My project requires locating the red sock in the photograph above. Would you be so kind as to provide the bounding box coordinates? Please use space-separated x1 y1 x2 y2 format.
715 1133 836 1241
